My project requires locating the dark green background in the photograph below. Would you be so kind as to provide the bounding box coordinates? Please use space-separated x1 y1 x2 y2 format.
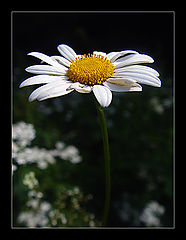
13 12 174 227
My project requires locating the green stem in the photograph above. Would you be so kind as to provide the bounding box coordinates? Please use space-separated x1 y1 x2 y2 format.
95 100 111 227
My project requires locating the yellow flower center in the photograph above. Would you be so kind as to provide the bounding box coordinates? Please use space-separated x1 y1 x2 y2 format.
67 54 114 86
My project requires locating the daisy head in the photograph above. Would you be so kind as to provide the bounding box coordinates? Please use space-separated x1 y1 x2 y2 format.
20 44 161 107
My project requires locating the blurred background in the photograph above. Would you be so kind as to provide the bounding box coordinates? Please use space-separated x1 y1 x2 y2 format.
12 11 174 227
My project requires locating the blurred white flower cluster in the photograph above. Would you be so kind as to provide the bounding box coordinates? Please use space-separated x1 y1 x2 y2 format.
139 201 165 227
13 122 98 227
53 144 82 164
18 171 52 227
18 171 96 228
12 121 82 171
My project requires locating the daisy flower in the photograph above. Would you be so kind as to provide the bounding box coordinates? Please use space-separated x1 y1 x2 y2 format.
20 44 161 107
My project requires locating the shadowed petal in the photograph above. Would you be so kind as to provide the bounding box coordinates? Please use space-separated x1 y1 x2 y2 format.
111 72 161 87
29 82 72 102
107 77 137 86
104 81 142 92
107 50 138 62
115 65 160 77
113 54 154 68
70 82 92 93
37 83 74 101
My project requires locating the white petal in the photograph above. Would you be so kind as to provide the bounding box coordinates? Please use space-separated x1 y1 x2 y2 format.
29 82 72 102
93 51 106 57
108 50 138 62
25 65 67 75
107 77 137 86
115 65 160 77
70 82 92 93
37 83 73 101
29 81 64 102
112 72 161 87
57 44 77 61
113 54 154 68
93 85 112 108
19 75 68 88
50 56 71 68
104 81 142 92
106 51 119 59
28 52 67 72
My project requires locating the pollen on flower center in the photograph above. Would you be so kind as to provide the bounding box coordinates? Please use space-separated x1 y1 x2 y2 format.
67 54 114 86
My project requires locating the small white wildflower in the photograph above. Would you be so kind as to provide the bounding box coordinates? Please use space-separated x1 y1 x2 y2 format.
71 198 80 210
150 97 164 114
37 192 43 198
48 210 55 218
139 201 165 227
60 213 67 224
12 122 35 147
37 160 48 169
55 141 65 150
67 190 73 196
51 219 57 226
89 220 95 227
26 199 39 209
23 172 38 190
59 145 82 164
40 202 51 212
74 187 80 194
